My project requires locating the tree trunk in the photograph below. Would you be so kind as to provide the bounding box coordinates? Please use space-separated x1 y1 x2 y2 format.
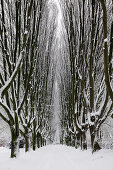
32 120 37 151
37 132 41 148
25 135 29 152
25 129 29 152
10 127 19 158
75 132 81 149
89 125 95 150
40 136 43 147
82 131 87 150
10 113 19 158
90 126 101 152
32 131 36 151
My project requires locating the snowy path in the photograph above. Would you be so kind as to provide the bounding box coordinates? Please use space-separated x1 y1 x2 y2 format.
0 145 113 170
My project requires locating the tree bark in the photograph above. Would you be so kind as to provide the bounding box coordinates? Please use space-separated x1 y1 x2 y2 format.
32 122 37 151
98 0 113 102
10 126 19 158
25 128 29 152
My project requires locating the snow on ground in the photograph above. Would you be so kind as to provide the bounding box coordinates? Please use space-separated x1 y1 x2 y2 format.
0 145 113 170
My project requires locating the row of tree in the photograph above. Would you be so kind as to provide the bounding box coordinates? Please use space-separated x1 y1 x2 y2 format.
59 0 113 152
0 0 113 158
0 0 57 157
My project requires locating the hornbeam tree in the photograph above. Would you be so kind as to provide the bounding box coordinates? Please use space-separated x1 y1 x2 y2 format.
18 0 57 151
60 0 113 151
0 0 53 157
0 0 35 157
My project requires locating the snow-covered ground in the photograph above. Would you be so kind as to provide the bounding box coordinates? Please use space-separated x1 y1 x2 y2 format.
0 145 113 170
